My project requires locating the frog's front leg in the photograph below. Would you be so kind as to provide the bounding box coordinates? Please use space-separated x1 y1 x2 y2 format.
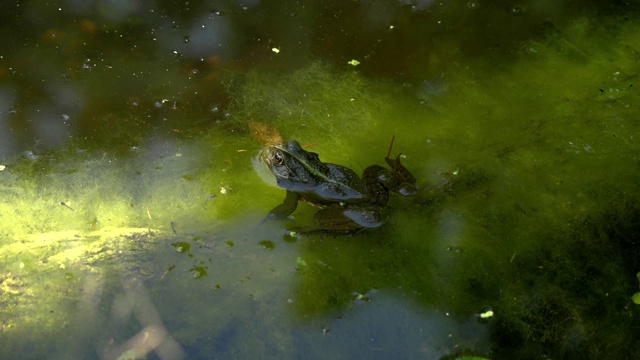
266 190 300 220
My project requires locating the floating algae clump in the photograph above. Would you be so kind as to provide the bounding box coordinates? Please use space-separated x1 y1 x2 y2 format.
227 62 397 151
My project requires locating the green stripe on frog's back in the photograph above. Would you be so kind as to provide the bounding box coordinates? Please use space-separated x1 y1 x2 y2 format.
277 143 367 201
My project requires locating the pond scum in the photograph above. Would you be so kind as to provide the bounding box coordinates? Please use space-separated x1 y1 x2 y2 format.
0 16 639 359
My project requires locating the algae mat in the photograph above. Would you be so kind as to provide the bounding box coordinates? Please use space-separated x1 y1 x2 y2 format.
1 16 640 359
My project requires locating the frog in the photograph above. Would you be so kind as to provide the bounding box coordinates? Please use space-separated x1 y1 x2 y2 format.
261 136 416 233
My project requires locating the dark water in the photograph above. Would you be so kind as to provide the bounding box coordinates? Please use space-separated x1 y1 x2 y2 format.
1 1 640 359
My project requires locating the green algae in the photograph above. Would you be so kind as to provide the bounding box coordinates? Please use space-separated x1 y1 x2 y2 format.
253 17 640 358
1 14 640 360
0 143 216 240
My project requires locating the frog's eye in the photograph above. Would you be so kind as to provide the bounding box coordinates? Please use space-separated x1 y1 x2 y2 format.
273 151 284 165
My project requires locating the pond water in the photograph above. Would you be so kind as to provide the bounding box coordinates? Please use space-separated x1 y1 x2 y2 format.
1 1 640 359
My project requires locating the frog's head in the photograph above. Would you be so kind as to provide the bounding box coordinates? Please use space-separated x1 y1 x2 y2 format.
264 140 326 190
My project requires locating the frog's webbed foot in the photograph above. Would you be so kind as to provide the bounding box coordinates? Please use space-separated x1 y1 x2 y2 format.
258 212 286 228
383 136 417 196
395 182 417 197
375 165 417 197
343 205 389 228
383 136 409 169
259 190 300 226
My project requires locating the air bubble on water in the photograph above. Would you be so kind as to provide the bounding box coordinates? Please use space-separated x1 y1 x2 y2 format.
211 105 219 113
184 36 190 43
82 59 93 70
61 114 70 122
467 1 478 9
509 5 524 15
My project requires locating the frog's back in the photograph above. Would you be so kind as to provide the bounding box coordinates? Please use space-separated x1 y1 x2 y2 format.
302 163 366 203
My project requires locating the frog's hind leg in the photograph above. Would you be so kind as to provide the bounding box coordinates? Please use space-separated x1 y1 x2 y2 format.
310 204 389 234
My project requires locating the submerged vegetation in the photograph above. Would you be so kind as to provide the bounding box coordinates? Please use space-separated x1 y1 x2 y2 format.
226 17 640 358
0 10 639 359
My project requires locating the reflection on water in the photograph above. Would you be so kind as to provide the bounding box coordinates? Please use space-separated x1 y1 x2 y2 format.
1 1 640 359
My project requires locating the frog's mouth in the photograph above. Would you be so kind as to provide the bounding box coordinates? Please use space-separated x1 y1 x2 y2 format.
252 146 278 188
261 146 277 166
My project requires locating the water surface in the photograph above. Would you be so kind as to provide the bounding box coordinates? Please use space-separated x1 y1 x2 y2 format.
1 1 639 359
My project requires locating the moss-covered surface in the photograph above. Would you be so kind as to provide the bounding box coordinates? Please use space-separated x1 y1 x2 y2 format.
1 14 640 359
